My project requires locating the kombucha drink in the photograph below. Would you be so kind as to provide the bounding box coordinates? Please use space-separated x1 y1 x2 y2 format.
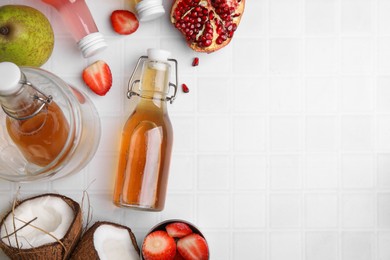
113 59 173 211
41 0 98 41
41 0 106 57
6 101 70 167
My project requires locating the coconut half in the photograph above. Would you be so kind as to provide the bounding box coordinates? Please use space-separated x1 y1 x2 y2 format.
0 193 82 260
71 221 140 260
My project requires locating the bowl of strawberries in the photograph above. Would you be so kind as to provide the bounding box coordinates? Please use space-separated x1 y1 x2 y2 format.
141 219 209 260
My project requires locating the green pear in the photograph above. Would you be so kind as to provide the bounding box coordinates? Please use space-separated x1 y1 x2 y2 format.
0 5 54 67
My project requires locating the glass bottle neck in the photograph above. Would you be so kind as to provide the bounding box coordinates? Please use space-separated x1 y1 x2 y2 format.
137 60 170 110
0 74 43 120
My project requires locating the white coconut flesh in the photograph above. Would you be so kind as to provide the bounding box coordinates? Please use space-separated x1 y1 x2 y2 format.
0 196 74 249
93 224 139 260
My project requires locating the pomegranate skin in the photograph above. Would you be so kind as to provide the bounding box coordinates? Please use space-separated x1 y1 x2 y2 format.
170 0 245 53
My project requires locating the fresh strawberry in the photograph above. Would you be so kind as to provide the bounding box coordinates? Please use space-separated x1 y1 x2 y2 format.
173 252 186 260
166 222 193 238
177 234 209 260
142 230 176 260
82 60 112 96
110 10 139 35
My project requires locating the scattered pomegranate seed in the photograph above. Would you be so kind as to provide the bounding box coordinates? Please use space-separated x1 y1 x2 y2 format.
182 83 190 93
192 57 199 66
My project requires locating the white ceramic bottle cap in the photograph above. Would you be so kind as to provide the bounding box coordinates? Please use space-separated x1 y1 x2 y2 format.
147 48 171 62
78 32 108 58
136 0 165 22
0 62 22 96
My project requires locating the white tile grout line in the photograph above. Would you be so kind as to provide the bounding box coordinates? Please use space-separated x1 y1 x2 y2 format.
336 0 343 258
373 0 379 259
264 0 271 259
229 42 234 260
191 50 200 241
300 0 307 258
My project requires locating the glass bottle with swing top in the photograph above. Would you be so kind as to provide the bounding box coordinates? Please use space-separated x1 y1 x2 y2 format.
113 49 178 211
0 62 101 182
0 62 70 168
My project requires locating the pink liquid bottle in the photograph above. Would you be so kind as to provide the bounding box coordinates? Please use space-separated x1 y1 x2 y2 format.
42 0 107 58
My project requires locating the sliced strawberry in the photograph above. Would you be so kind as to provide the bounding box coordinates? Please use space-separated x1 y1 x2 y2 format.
166 222 193 238
173 252 186 260
82 60 112 96
142 230 176 260
110 10 139 35
177 234 209 260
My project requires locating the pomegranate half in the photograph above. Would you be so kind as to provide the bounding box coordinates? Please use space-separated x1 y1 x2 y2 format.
171 0 245 53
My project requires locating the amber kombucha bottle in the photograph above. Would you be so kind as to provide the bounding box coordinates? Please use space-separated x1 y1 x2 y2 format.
0 62 70 167
113 50 174 211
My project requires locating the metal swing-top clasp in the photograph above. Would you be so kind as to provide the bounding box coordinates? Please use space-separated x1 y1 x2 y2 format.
127 51 179 104
2 80 53 121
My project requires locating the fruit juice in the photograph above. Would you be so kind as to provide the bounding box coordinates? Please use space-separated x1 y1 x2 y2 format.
41 0 98 41
6 101 71 167
113 63 173 211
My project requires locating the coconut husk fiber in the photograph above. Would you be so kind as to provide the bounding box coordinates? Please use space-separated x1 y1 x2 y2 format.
0 193 82 260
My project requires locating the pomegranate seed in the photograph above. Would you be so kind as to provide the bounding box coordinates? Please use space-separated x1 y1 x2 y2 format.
204 39 212 46
217 26 223 34
209 11 215 20
192 57 199 66
182 83 190 93
227 24 233 31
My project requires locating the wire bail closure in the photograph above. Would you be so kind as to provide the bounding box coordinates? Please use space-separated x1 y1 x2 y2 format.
127 56 178 104
1 80 53 121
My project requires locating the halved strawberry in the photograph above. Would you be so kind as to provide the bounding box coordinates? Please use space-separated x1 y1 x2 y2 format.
166 222 193 238
110 10 139 35
177 234 209 260
173 252 186 260
142 230 176 260
82 60 112 96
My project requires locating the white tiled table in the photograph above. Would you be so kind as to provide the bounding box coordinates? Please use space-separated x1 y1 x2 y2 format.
1 0 390 259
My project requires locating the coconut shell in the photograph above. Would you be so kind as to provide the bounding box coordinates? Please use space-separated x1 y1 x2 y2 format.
0 193 82 260
71 221 140 260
